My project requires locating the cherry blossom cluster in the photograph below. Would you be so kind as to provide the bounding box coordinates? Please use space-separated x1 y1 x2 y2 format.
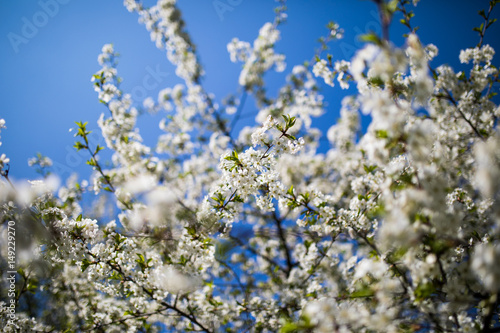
1 0 500 332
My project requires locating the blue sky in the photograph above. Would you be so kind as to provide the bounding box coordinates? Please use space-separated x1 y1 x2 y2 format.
1 0 499 181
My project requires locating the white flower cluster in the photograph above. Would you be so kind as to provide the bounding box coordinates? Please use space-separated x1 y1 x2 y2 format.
125 0 202 85
0 119 9 170
472 243 500 292
2 0 500 332
313 59 334 87
329 22 344 39
27 155 52 168
206 116 304 224
253 65 324 131
228 22 286 98
313 59 351 89
92 44 121 103
474 132 500 198
460 45 498 92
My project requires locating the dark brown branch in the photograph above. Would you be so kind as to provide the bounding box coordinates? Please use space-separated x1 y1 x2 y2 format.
273 211 295 277
229 235 289 275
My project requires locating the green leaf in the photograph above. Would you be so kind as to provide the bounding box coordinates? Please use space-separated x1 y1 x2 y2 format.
375 130 388 139
215 240 235 261
368 76 384 87
86 158 97 166
279 322 299 333
414 282 436 301
359 32 381 45
94 145 104 154
386 0 398 13
281 114 296 131
232 194 244 203
73 141 86 151
300 192 310 204
363 164 377 174
27 282 37 293
136 253 145 263
211 192 226 205
179 255 188 266
135 253 148 271
80 258 92 272
186 226 196 236
473 23 484 33
224 150 240 162
350 286 374 298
